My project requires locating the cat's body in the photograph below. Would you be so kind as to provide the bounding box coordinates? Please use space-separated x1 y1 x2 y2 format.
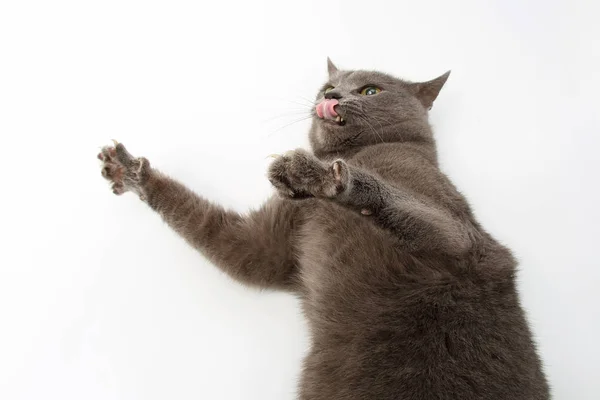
294 143 546 399
98 60 549 399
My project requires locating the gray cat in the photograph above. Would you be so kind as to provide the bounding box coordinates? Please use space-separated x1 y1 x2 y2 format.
98 59 550 399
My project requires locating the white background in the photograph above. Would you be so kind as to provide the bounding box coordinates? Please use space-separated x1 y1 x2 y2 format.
1 0 598 399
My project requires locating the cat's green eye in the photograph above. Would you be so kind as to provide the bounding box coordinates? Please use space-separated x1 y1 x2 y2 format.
324 86 335 94
360 86 382 96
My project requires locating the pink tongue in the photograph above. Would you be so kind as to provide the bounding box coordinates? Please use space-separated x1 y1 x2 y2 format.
316 99 339 120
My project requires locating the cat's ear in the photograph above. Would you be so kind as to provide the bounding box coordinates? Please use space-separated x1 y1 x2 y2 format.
327 57 339 76
410 71 451 110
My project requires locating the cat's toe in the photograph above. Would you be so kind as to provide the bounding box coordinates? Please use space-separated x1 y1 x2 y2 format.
111 182 126 195
115 143 136 166
328 159 349 195
100 145 117 161
100 157 124 182
332 160 344 182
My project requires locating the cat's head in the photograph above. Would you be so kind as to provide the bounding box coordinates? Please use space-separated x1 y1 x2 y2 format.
309 58 450 155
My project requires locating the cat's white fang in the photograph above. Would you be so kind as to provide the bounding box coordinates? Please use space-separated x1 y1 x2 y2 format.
335 116 341 122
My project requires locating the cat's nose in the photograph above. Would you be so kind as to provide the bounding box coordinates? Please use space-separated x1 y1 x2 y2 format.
324 91 342 100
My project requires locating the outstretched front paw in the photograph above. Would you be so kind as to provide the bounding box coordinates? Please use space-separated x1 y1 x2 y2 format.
97 141 151 196
267 149 349 199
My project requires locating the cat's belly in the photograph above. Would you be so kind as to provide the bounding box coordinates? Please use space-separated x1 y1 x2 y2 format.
296 200 413 335
295 201 549 399
297 200 400 312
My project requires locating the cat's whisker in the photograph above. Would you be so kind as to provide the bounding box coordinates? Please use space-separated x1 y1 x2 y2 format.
372 114 396 127
369 115 389 143
267 115 313 137
347 102 386 144
271 96 314 110
354 113 384 144
297 95 317 106
259 110 312 124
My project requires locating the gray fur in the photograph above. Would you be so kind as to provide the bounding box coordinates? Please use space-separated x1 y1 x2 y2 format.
98 60 549 399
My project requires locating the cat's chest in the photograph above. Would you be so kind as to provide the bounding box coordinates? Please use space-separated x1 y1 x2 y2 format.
296 200 396 305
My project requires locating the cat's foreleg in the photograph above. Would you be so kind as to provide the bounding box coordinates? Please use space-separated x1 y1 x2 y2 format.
98 142 301 290
268 149 472 254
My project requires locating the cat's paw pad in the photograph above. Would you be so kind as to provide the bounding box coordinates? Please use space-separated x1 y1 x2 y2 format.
267 149 348 199
98 141 150 195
